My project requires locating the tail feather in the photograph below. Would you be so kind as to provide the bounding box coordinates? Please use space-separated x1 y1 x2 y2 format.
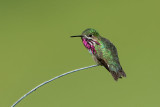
97 58 126 81
119 69 126 77
110 71 119 81
110 69 126 81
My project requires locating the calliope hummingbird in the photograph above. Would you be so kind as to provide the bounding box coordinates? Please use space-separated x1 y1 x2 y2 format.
71 28 126 81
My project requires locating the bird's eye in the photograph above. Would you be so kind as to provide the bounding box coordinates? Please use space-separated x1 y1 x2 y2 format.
88 35 93 37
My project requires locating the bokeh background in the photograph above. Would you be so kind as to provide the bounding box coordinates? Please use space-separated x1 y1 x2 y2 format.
0 0 160 107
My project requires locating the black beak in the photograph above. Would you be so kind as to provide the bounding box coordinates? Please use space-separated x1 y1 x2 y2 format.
70 35 83 38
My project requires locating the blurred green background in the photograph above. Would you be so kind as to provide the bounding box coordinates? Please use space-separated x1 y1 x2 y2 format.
0 0 160 107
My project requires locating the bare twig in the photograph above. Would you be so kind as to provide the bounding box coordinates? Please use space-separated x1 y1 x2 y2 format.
11 64 99 107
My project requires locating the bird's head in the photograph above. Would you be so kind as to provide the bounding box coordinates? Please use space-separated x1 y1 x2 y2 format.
71 28 101 54
71 28 100 40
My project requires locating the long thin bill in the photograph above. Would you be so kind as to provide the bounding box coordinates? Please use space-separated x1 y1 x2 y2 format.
70 35 83 37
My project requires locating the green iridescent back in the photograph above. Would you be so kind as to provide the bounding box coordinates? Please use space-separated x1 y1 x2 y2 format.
95 37 122 72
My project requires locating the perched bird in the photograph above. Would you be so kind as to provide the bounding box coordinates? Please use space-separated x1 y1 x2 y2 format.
71 28 126 81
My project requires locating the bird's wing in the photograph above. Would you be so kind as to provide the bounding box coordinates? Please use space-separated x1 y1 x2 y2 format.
95 37 126 80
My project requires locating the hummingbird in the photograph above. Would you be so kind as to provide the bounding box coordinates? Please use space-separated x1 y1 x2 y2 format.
71 28 126 81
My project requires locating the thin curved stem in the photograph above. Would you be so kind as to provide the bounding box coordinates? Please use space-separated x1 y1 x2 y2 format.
11 64 99 107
